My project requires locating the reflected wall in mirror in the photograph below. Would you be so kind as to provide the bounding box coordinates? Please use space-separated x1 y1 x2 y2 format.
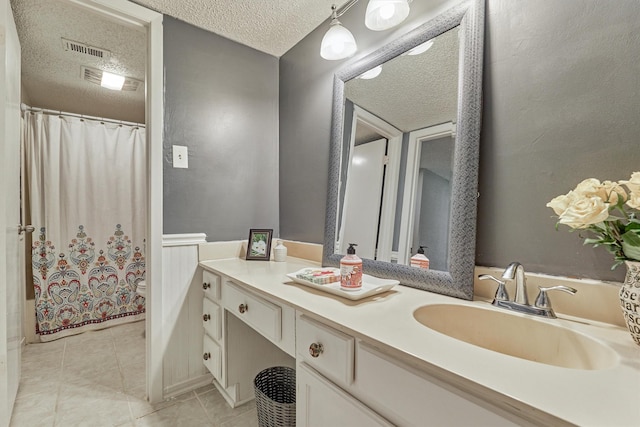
338 26 459 267
323 0 485 300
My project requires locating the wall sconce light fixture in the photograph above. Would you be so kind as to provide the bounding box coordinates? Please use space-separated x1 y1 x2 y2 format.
365 0 411 31
321 0 412 60
320 4 358 60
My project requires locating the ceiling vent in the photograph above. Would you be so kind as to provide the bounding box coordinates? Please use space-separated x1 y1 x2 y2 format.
81 66 142 92
62 38 111 60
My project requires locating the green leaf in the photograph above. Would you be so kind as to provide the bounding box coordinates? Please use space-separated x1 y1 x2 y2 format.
621 230 640 261
611 260 625 270
583 238 604 245
625 222 640 231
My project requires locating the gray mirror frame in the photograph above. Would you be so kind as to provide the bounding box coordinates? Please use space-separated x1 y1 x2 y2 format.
323 0 484 300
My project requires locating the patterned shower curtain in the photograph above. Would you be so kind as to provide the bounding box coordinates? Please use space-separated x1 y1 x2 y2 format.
24 112 146 341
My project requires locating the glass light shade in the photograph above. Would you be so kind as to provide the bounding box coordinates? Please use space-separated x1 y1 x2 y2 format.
320 20 358 60
365 0 411 31
101 71 125 90
406 40 434 56
358 65 382 79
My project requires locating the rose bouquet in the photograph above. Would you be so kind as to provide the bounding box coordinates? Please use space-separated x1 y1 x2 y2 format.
547 172 640 269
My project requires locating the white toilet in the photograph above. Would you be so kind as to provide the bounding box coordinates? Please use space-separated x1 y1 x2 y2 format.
136 279 147 299
136 280 146 337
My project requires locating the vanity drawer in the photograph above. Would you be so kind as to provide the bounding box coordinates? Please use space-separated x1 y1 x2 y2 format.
202 297 221 341
296 314 354 386
223 281 282 343
202 334 222 381
202 270 221 301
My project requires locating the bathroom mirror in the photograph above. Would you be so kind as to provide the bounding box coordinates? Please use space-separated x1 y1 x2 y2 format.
323 0 484 299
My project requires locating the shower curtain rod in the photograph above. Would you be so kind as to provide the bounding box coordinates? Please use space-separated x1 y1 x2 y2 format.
20 103 145 128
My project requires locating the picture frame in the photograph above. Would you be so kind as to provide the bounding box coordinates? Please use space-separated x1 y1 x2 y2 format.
246 229 273 261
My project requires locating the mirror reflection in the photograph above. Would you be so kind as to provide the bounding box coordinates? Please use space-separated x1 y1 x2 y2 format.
336 27 459 269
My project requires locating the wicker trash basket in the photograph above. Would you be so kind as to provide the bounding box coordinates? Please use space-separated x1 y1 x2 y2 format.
254 366 296 427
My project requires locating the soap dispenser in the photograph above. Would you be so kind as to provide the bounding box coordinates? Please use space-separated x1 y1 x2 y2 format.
274 240 287 262
340 243 362 291
410 246 430 269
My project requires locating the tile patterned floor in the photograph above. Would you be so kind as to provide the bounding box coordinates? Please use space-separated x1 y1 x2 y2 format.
10 320 258 427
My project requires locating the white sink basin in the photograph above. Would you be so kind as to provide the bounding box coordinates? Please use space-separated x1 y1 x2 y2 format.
413 303 618 370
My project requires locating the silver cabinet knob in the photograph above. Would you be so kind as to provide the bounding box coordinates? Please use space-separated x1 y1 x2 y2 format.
309 342 324 358
203 282 210 290
203 352 211 361
238 303 248 314
203 314 210 322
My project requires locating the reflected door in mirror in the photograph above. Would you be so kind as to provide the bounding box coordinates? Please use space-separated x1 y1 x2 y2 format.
338 138 387 259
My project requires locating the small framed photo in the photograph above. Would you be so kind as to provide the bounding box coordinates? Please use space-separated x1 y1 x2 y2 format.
246 229 273 261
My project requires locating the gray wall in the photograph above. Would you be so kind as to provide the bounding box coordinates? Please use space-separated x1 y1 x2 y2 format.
280 0 640 282
280 0 460 245
163 16 280 241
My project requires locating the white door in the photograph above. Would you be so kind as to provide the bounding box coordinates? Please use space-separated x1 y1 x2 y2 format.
0 0 22 424
339 139 387 260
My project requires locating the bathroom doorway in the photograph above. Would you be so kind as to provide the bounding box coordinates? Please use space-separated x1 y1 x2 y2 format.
10 0 163 403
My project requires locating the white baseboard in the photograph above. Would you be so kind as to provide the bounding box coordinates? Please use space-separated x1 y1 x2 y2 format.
163 373 213 399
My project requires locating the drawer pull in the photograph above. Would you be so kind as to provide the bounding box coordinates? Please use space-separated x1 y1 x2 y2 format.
203 282 210 290
309 342 324 358
238 303 248 314
203 352 211 361
203 314 211 322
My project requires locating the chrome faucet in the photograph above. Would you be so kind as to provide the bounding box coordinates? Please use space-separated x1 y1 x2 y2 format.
479 262 577 318
501 262 528 305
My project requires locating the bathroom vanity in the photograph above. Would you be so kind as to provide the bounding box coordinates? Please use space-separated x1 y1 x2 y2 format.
199 255 640 426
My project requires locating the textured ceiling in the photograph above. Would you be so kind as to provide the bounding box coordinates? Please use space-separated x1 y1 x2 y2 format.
131 0 349 57
11 0 350 123
12 0 146 123
345 27 459 133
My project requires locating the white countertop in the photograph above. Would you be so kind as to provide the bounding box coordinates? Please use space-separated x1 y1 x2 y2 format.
200 257 640 426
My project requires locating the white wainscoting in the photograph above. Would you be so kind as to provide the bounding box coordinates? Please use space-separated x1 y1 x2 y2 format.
161 233 212 398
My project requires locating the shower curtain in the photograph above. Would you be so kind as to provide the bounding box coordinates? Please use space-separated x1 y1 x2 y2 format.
24 112 146 341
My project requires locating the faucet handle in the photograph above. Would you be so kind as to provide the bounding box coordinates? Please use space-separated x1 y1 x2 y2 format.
534 286 577 317
478 274 509 302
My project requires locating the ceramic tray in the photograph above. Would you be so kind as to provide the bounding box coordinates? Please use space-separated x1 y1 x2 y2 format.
286 268 398 301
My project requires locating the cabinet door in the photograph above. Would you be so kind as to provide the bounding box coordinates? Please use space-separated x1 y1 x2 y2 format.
202 270 221 300
202 334 222 381
355 341 518 426
296 314 354 387
297 363 392 427
202 297 222 341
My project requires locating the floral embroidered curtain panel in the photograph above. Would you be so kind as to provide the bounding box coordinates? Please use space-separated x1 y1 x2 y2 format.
24 113 146 341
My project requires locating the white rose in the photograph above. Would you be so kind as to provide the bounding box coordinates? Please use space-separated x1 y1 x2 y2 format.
546 192 575 216
601 180 627 204
574 178 602 196
618 172 640 193
627 191 640 210
573 178 626 204
557 194 610 229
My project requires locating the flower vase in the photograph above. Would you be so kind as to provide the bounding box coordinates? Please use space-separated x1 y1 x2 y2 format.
620 261 640 346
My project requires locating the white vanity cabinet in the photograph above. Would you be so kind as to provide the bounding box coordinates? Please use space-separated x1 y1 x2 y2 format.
297 363 393 427
295 313 517 427
202 270 224 384
295 313 393 426
201 269 295 407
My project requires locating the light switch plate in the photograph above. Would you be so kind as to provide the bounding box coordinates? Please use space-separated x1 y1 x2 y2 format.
172 145 188 168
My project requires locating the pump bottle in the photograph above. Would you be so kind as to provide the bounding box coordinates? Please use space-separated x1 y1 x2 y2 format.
340 243 362 290
410 246 430 269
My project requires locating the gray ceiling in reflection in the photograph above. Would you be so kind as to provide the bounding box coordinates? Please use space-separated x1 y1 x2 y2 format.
345 27 459 133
